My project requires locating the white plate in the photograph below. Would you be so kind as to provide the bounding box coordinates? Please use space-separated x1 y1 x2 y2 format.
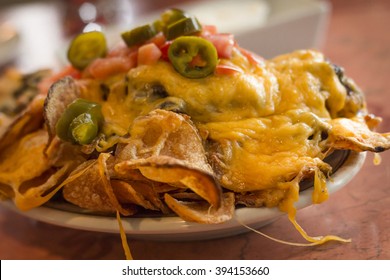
2 151 366 241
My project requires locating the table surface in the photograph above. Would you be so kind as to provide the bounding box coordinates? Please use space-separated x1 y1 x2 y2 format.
0 0 389 260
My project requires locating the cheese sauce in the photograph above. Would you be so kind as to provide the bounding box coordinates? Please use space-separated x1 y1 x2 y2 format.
93 49 345 195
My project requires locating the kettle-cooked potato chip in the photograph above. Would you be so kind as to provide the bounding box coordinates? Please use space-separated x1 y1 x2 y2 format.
63 154 136 215
328 117 390 152
164 192 235 224
115 109 222 209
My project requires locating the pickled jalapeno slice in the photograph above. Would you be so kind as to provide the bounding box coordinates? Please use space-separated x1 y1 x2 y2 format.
56 98 103 145
67 31 107 70
121 24 157 47
69 113 99 145
161 8 188 26
153 8 189 34
165 16 202 40
168 36 218 79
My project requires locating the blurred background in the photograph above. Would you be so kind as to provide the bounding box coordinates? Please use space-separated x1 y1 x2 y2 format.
0 0 330 72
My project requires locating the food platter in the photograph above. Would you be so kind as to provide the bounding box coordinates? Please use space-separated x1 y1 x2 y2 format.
2 150 366 241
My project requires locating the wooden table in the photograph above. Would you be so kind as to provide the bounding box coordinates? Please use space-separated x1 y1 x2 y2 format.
0 0 389 259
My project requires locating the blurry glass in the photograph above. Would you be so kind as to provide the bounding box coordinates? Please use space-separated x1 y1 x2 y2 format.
60 0 197 36
61 0 135 36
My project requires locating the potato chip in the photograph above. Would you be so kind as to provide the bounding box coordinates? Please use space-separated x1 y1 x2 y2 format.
117 157 221 207
43 76 80 141
116 110 212 171
0 129 50 188
152 182 179 194
127 180 171 214
0 128 76 210
328 117 390 152
235 189 287 208
63 154 137 215
62 159 113 212
115 109 222 208
0 95 45 153
0 68 51 117
164 192 235 224
111 180 159 211
170 191 204 201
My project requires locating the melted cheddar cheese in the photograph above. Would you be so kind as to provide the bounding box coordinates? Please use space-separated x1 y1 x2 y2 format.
90 49 345 197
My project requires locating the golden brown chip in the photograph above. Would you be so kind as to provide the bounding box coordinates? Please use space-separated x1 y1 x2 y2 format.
152 182 179 194
111 180 159 211
0 68 51 117
108 149 148 181
116 156 221 208
0 129 50 188
328 117 390 152
129 180 171 214
62 159 113 212
116 109 213 173
43 76 80 141
0 95 44 154
0 129 76 210
46 137 87 167
164 192 235 224
170 191 204 201
115 109 222 208
63 154 136 215
235 189 287 208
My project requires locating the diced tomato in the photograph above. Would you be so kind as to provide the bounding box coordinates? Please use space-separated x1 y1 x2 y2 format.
38 65 81 95
107 41 137 58
215 63 244 75
239 47 265 66
137 43 162 66
146 32 166 48
159 41 172 62
201 25 218 36
189 54 207 68
204 33 235 59
86 52 137 80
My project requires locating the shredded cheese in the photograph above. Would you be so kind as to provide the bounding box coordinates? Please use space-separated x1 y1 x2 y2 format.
116 211 133 260
236 217 351 246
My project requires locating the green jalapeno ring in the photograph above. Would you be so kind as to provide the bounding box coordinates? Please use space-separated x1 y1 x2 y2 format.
70 104 103 144
153 8 188 33
168 36 218 79
121 24 157 47
69 113 99 145
165 16 202 40
152 19 164 33
67 31 107 70
161 8 188 26
56 99 96 141
56 98 103 144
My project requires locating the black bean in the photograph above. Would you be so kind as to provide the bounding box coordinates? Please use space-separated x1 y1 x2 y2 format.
375 146 385 153
321 131 329 140
100 83 110 101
